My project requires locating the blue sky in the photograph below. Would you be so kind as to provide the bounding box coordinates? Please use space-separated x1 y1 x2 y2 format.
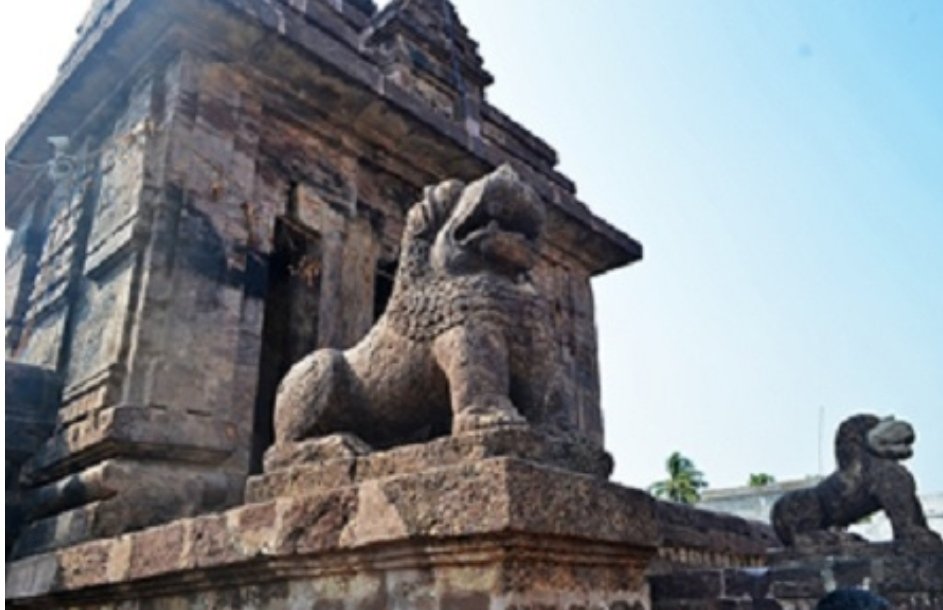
4 2 942 493
446 0 943 492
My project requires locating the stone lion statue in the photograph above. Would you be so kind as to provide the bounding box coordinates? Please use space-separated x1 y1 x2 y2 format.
771 414 942 549
269 165 572 457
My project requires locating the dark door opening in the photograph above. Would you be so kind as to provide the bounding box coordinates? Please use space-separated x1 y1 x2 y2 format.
373 258 398 320
250 218 322 473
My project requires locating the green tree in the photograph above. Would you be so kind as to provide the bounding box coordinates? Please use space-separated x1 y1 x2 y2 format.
649 451 708 504
747 473 776 488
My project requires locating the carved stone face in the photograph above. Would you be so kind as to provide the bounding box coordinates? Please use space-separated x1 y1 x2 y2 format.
867 416 916 460
431 164 545 277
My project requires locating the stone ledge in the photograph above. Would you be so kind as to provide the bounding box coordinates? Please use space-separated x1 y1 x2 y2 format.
21 406 237 486
251 428 613 502
649 548 943 610
6 457 658 605
768 539 943 565
649 500 778 573
8 536 652 609
12 460 244 558
767 543 943 604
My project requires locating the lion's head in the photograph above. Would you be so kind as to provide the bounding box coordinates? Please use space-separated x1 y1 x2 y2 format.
432 164 545 277
835 414 916 470
398 164 545 281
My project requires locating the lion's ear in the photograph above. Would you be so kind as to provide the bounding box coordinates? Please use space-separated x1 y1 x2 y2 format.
428 179 465 224
403 181 457 240
408 179 464 238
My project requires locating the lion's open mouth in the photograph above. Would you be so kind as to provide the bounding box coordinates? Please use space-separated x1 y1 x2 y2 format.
867 418 916 459
453 202 540 245
452 197 542 272
456 218 538 272
430 164 546 276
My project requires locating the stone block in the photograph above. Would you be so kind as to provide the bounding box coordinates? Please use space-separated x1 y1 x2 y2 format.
21 406 237 486
882 553 943 593
274 489 359 555
723 568 771 600
765 543 943 608
12 460 241 557
830 558 871 590
186 513 238 569
650 501 775 574
884 591 943 610
649 571 723 601
769 566 826 600
127 521 186 580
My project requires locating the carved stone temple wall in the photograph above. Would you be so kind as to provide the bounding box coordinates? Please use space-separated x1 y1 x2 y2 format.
5 0 640 559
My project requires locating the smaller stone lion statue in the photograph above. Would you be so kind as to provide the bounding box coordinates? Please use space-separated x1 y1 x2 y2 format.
269 165 575 462
771 414 942 549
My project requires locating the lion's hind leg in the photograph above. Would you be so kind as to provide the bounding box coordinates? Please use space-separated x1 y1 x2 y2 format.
772 488 825 547
273 349 353 443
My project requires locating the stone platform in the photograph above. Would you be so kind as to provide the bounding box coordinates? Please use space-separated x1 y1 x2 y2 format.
649 542 943 610
7 432 658 609
766 542 943 610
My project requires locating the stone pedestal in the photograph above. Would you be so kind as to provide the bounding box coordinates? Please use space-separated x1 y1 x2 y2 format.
767 542 943 610
6 433 659 609
250 428 614 502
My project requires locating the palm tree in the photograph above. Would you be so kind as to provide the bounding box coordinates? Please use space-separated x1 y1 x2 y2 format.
649 451 708 504
747 473 776 488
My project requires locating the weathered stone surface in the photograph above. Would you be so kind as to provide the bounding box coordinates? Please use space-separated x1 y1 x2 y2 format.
262 432 372 469
648 565 778 610
650 492 943 610
6 458 658 608
12 459 240 557
765 543 943 610
768 566 827 599
771 414 942 550
651 546 943 610
650 500 778 573
723 568 771 600
650 571 723 601
255 423 613 503
646 502 783 610
20 406 238 486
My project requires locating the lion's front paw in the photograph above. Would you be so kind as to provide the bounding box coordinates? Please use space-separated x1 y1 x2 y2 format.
453 395 527 434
